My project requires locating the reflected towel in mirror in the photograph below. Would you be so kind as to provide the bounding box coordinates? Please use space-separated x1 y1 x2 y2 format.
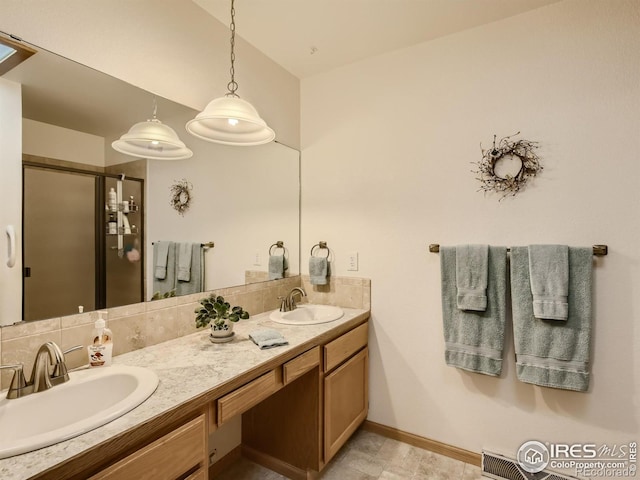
152 242 176 297
177 243 194 282
269 254 288 280
154 241 171 279
175 243 204 296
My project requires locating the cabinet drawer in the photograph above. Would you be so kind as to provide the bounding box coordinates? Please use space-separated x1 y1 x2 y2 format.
90 414 206 480
184 469 207 480
324 322 368 372
283 346 320 384
218 369 281 425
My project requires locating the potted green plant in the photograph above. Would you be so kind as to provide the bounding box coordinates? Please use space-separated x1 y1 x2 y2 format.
195 294 250 338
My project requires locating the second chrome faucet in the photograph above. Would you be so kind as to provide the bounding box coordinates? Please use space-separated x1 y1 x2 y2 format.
279 287 307 312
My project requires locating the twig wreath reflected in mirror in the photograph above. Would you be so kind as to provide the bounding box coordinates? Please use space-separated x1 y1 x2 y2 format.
170 179 193 215
474 132 542 199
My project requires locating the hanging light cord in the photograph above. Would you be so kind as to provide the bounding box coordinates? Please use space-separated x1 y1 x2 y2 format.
150 97 159 122
227 0 239 97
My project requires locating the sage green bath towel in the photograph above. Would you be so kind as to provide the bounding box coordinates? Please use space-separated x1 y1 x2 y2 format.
153 241 176 297
456 244 489 311
440 245 507 376
510 246 592 392
528 244 569 320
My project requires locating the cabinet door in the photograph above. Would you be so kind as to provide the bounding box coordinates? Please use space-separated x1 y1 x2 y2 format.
90 414 206 480
324 347 368 461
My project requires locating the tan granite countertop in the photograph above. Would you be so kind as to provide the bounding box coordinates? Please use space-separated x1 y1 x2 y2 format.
0 307 368 480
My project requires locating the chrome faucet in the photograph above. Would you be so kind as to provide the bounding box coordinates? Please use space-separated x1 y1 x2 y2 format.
0 342 82 399
279 287 307 312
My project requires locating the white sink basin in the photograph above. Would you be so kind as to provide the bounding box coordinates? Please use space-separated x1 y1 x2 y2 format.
270 304 344 325
0 364 159 459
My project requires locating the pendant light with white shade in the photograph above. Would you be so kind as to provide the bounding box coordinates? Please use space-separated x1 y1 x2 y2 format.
112 98 193 160
186 0 275 146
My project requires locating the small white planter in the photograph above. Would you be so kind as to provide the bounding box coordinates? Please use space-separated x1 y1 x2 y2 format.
210 319 234 338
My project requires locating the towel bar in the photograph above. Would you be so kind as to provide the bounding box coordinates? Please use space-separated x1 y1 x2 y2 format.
269 241 286 256
152 241 215 249
428 244 608 256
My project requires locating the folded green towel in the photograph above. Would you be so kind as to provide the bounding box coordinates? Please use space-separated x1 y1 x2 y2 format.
268 254 288 280
175 245 204 296
177 242 193 282
249 328 289 349
456 244 489 311
152 242 176 297
440 245 507 376
511 246 592 392
309 257 328 285
528 245 569 320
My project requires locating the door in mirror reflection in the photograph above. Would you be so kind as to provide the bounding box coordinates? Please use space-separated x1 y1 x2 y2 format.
23 165 144 320
24 167 96 320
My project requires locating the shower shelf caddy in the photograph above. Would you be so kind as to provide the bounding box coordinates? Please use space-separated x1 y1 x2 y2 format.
105 175 140 257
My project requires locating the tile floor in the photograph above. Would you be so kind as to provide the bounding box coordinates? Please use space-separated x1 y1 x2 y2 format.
217 428 483 479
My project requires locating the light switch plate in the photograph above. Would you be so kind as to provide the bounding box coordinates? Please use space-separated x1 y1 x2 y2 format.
347 252 359 271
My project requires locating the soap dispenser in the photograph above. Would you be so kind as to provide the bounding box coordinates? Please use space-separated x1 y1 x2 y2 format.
88 311 113 367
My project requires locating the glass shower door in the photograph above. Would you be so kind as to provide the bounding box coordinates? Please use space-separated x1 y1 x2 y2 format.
23 166 96 321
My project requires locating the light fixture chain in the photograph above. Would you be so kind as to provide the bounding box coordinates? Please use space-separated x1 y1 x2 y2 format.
227 0 239 97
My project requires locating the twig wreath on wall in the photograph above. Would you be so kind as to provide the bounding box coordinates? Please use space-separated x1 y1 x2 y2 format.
473 132 542 200
170 179 193 216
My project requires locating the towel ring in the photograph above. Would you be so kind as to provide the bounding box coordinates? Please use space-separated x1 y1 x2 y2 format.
311 241 330 258
269 241 287 257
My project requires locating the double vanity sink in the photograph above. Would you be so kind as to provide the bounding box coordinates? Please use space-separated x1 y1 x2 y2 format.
0 365 159 459
0 303 345 466
269 304 344 325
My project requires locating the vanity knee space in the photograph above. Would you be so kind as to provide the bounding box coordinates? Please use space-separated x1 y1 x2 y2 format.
235 320 369 475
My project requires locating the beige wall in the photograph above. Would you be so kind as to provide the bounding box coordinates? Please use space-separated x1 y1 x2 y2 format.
301 0 639 458
23 119 105 166
0 0 300 148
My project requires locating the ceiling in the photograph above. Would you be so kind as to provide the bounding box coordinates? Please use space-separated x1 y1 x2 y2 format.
194 0 562 78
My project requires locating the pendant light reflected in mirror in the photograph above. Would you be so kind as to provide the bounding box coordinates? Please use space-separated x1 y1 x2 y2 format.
186 0 275 146
112 98 193 160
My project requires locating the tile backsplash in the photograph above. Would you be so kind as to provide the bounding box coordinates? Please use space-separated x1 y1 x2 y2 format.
0 275 370 389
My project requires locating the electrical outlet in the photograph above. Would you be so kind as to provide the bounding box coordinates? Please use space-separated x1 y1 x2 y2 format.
253 252 262 266
347 252 359 271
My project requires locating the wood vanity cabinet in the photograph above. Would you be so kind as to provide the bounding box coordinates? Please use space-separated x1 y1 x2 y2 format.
323 322 369 462
241 319 369 477
89 414 207 480
30 315 369 480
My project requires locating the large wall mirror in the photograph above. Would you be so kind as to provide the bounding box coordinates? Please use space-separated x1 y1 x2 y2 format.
0 33 300 326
